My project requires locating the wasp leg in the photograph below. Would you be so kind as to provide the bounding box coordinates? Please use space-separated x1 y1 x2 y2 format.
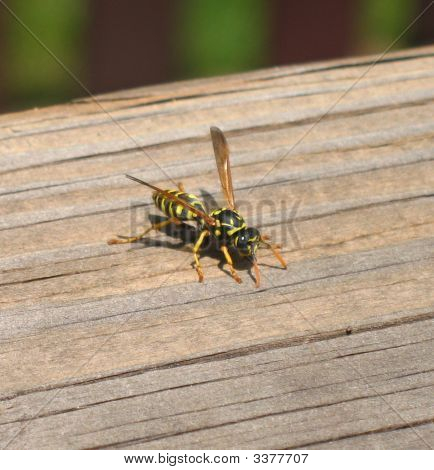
193 229 210 282
177 182 185 192
252 259 261 288
220 245 242 284
260 235 287 268
107 217 181 245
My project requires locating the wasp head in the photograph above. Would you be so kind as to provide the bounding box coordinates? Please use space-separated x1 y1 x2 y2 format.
234 227 261 258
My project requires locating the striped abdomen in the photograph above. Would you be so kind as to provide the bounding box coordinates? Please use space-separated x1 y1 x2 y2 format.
153 190 206 222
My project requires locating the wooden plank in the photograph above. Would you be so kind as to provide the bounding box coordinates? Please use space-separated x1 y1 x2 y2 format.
0 46 434 449
0 319 432 449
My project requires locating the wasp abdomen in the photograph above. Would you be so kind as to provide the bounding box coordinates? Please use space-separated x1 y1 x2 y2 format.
153 190 206 222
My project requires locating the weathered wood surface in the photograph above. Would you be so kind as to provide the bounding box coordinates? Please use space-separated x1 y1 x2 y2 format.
0 46 433 449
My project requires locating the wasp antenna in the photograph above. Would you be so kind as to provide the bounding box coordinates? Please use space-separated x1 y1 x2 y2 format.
125 174 144 184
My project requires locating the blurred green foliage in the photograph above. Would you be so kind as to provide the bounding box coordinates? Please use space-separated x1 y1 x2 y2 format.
174 0 269 78
5 0 86 109
0 0 428 111
359 0 416 50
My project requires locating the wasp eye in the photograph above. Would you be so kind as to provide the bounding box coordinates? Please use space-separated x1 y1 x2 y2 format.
235 230 250 251
246 227 260 241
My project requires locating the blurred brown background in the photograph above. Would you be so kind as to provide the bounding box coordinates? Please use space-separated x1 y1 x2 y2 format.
0 0 433 112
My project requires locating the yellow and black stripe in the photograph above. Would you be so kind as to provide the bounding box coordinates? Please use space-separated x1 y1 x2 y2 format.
153 190 206 222
209 208 246 243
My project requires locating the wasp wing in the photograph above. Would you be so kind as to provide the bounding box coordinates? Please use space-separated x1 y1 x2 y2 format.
125 174 216 226
210 127 236 210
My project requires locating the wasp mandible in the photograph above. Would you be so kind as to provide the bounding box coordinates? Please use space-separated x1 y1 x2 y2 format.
108 127 286 287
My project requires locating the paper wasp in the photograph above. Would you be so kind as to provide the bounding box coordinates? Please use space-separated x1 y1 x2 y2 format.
108 127 286 287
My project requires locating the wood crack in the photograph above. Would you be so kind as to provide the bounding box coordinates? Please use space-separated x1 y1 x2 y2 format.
87 384 434 449
251 51 434 82
296 417 434 449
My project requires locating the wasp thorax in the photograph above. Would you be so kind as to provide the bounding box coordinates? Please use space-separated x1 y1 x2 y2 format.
234 227 261 256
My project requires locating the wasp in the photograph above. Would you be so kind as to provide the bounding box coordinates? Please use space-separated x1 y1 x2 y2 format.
108 127 286 287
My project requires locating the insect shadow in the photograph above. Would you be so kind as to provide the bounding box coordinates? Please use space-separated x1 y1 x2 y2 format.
128 212 258 284
198 188 219 212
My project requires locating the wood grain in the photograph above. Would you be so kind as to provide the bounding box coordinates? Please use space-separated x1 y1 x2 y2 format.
0 45 433 449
